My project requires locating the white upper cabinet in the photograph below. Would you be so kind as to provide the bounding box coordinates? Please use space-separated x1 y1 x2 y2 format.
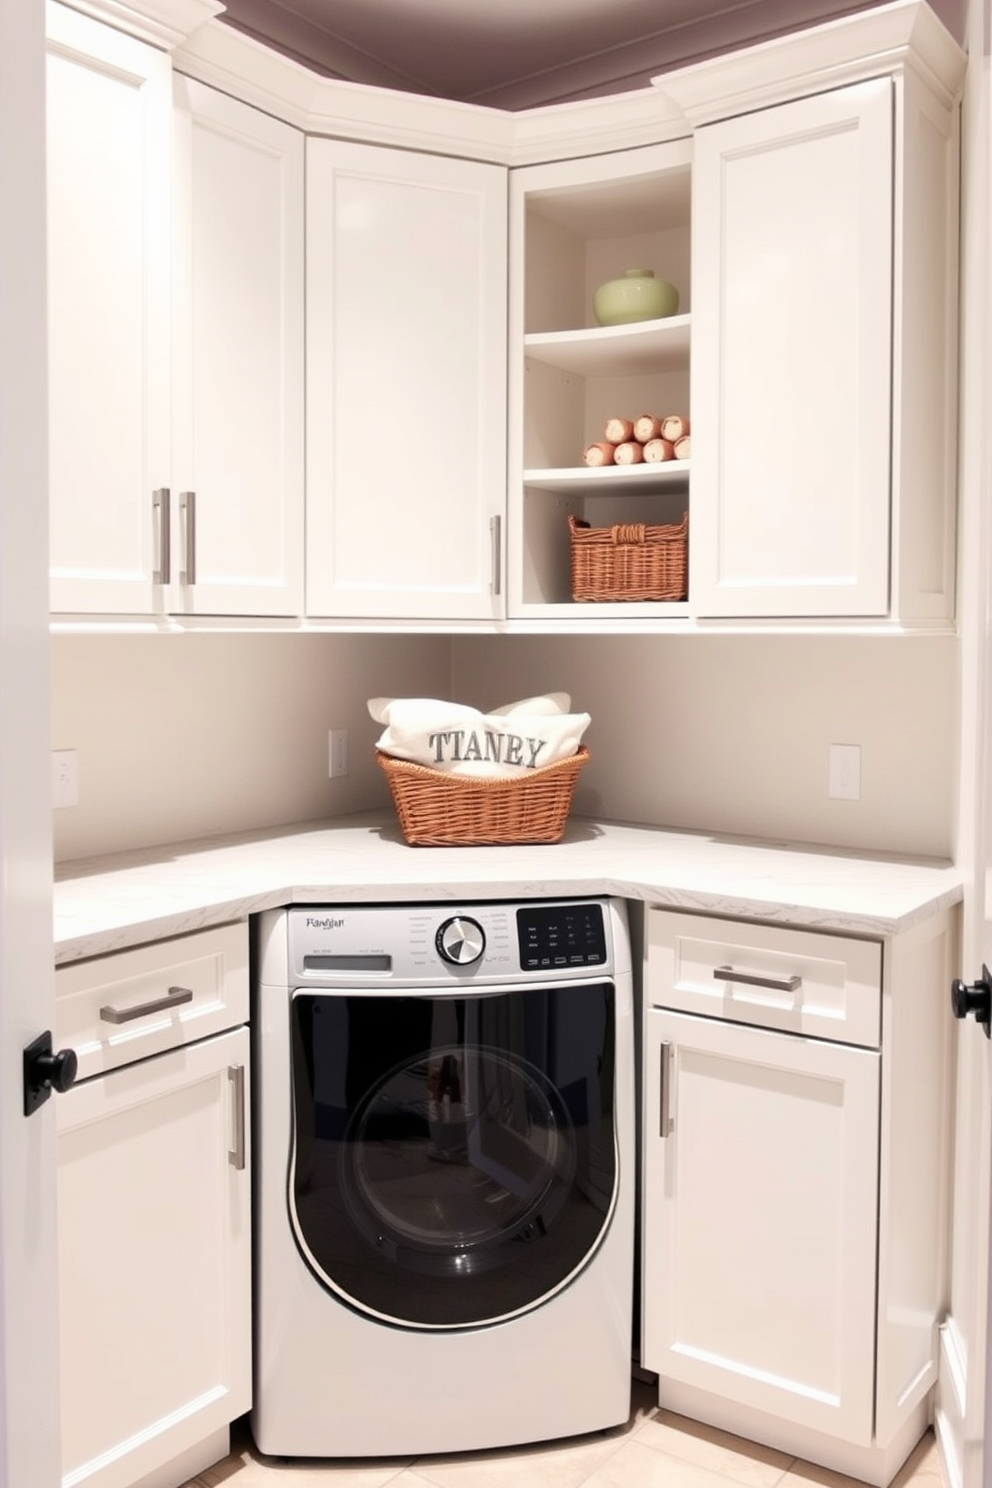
171 78 305 617
47 9 304 620
46 2 172 615
689 81 893 618
305 141 507 621
685 61 960 622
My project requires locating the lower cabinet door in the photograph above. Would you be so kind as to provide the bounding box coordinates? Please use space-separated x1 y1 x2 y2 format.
56 1027 251 1488
642 1008 879 1445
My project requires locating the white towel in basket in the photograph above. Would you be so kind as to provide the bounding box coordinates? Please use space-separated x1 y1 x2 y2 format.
368 694 590 778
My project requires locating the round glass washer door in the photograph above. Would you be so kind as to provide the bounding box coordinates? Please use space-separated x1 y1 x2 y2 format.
289 984 618 1329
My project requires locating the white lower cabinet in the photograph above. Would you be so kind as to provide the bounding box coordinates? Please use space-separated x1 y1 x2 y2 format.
643 1007 879 1441
54 925 251 1488
642 909 955 1487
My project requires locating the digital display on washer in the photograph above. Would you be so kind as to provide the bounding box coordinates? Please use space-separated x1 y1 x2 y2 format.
516 902 606 970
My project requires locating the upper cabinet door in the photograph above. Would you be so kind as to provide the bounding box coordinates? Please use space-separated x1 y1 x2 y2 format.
306 141 507 621
46 2 172 615
689 80 893 619
171 79 305 618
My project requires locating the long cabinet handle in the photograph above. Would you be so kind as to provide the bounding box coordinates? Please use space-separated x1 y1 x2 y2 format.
152 488 170 584
659 1040 673 1138
228 1064 246 1170
99 984 194 1025
490 514 502 596
715 965 803 994
179 490 196 585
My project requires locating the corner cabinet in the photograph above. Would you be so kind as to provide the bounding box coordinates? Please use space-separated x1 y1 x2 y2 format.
305 141 508 621
507 141 693 620
641 908 955 1487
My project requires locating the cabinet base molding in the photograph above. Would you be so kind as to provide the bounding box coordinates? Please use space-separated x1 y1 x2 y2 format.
121 1426 229 1488
655 1377 931 1488
932 1319 966 1488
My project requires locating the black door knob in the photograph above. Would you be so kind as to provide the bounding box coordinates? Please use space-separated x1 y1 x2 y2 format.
951 967 992 1037
23 1030 79 1116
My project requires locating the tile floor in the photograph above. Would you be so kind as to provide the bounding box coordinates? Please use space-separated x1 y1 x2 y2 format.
182 1379 949 1488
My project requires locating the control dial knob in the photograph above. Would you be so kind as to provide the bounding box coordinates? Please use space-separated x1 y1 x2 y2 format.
436 916 486 966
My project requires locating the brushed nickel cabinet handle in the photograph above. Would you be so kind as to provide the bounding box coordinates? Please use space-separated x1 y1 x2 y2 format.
152 488 170 584
490 514 502 596
99 985 193 1025
659 1040 673 1137
229 1064 246 1170
715 965 803 994
180 490 196 585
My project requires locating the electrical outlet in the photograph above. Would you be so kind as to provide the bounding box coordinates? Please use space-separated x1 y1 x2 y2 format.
51 749 79 809
329 729 349 778
828 743 861 801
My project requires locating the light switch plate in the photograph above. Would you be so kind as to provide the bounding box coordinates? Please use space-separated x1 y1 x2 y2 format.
828 743 861 801
51 749 79 809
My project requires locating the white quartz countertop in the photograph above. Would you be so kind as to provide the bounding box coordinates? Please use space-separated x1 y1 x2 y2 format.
52 814 964 964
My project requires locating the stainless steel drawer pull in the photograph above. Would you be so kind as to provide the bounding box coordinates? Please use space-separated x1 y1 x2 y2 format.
99 985 194 1024
659 1040 673 1138
715 965 803 994
229 1064 246 1170
152 488 170 584
490 514 502 596
179 490 196 585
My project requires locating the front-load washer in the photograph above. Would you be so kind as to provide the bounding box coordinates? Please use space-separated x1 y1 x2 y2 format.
251 897 635 1458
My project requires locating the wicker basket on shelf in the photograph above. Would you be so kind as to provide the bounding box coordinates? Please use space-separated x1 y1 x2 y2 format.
568 511 688 601
377 748 589 846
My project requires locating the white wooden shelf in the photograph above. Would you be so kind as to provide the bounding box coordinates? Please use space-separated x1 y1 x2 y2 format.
522 461 690 494
524 315 690 375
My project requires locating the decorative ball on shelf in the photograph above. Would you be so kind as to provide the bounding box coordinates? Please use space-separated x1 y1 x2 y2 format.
592 268 679 327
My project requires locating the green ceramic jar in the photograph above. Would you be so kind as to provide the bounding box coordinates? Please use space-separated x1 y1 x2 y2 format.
592 268 680 326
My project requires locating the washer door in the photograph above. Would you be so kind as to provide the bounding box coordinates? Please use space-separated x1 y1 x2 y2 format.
289 982 617 1328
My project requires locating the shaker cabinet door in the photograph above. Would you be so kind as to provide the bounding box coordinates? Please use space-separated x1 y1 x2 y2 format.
57 1028 251 1488
689 79 893 618
171 79 305 617
46 2 172 615
642 1007 880 1444
306 140 507 620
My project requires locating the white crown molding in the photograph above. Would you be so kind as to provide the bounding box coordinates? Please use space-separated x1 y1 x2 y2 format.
655 0 966 125
174 9 689 164
59 0 224 50
68 0 966 167
509 90 688 166
173 20 517 159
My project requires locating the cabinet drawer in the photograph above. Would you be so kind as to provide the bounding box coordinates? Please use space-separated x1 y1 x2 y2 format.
55 922 248 1080
647 910 881 1048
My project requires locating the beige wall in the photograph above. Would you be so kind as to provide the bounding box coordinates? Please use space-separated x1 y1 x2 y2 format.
50 631 451 861
453 632 957 858
52 627 956 864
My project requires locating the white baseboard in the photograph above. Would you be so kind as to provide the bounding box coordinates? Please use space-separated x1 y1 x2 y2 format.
934 1317 966 1488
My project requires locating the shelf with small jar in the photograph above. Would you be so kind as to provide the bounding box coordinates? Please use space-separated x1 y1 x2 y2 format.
508 139 693 619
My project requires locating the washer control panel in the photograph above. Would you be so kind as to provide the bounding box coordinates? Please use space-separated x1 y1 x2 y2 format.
517 902 607 971
286 899 615 986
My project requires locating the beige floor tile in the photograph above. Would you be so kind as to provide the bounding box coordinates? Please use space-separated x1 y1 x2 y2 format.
890 1432 946 1488
408 1429 627 1488
191 1429 413 1487
631 1411 793 1488
579 1438 766 1488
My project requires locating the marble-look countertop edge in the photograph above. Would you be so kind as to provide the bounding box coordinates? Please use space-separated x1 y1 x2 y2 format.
51 815 965 965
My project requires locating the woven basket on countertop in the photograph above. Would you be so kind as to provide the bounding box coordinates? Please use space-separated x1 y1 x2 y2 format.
569 511 688 601
377 748 589 846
